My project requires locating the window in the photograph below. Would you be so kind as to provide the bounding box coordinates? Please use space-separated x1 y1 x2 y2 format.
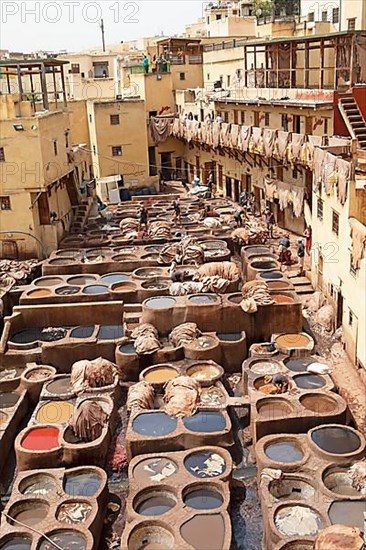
149 110 158 118
53 140 58 156
348 18 356 30
324 118 329 134
254 111 260 126
349 309 354 326
292 167 299 179
0 147 5 162
89 114 92 122
233 110 238 124
65 132 69 148
224 112 229 123
216 14 221 20
281 114 288 131
308 12 314 22
0 196 11 210
332 210 339 235
112 146 122 156
350 253 357 276
110 114 120 125
317 197 324 221
322 10 328 22
93 145 96 155
207 73 210 80
332 7 339 24
240 111 245 124
71 63 80 74
227 75 231 87
179 72 186 80
236 69 242 80
264 113 270 126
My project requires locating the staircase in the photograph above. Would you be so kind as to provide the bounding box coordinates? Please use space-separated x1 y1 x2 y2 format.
338 93 366 150
69 198 93 233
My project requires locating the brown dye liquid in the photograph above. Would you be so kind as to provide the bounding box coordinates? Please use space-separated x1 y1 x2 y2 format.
34 278 63 287
113 283 136 291
301 395 336 413
187 365 221 382
144 368 178 383
13 505 49 526
272 294 294 304
258 401 292 419
36 401 74 424
276 333 310 349
267 281 290 290
180 514 225 550
29 289 52 298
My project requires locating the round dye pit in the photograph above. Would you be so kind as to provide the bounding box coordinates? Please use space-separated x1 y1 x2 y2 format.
294 374 326 389
277 543 316 550
7 500 49 526
200 387 226 407
36 401 74 424
46 376 72 395
254 377 290 394
284 357 316 373
100 273 129 284
141 365 178 384
134 490 176 516
128 524 175 550
39 531 87 550
70 325 95 339
328 500 366 531
199 240 227 250
55 249 79 258
133 457 178 483
269 477 315 500
251 260 278 270
19 473 57 496
144 297 176 309
180 514 225 550
183 411 226 433
265 441 304 463
113 254 138 261
9 328 43 345
24 367 54 381
132 412 177 437
186 363 223 384
311 426 362 455
144 245 164 253
63 471 102 497
119 343 136 355
141 254 160 260
275 333 312 350
1 392 20 409
323 466 363 496
49 258 75 265
27 289 52 299
216 332 242 341
184 451 226 478
245 246 270 256
57 501 93 524
188 336 218 350
111 282 137 292
228 293 243 304
275 505 324 537
135 268 164 278
82 284 109 295
21 426 60 451
0 368 22 381
260 271 284 280
272 294 294 304
0 535 32 550
188 294 218 304
266 281 290 291
257 399 293 419
67 275 97 286
97 324 124 340
183 487 224 509
55 286 81 296
300 394 338 414
250 361 283 375
141 280 169 290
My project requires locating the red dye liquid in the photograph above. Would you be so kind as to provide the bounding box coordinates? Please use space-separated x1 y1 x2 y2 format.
22 427 60 450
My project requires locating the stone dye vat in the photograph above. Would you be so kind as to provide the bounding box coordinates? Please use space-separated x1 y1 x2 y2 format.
0 466 107 550
243 356 344 441
15 395 115 470
125 408 233 460
257 426 366 548
272 332 314 356
122 447 232 550
0 389 29 477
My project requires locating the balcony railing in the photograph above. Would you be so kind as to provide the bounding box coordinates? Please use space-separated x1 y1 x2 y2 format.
128 63 171 75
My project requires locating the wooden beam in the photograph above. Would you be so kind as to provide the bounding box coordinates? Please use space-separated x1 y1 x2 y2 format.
320 38 324 89
16 64 24 100
304 41 309 88
40 63 49 110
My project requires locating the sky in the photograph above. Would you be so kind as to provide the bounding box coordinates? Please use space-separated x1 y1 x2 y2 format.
1 0 206 53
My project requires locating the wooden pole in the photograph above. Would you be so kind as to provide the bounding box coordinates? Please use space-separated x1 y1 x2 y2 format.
40 63 49 110
16 65 23 100
60 65 67 107
305 41 309 88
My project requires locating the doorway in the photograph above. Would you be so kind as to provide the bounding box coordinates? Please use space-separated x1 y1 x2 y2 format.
318 254 323 290
233 179 240 202
225 176 232 199
160 152 172 180
218 165 223 191
336 290 343 329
